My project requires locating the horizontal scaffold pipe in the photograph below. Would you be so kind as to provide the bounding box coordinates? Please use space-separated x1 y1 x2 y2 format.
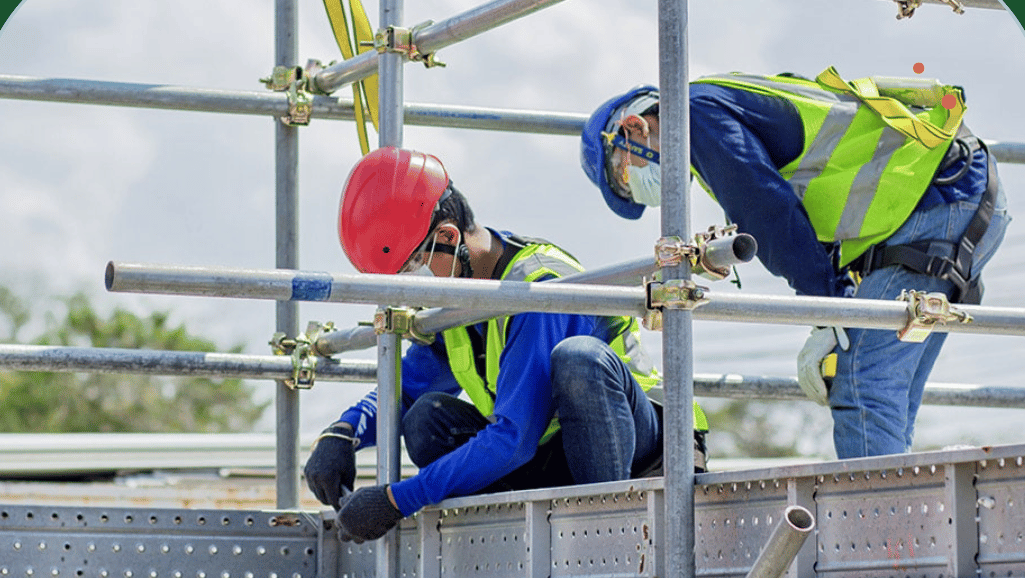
105 261 1025 337
316 255 662 355
311 0 566 94
908 0 1006 9
0 344 1019 409
5 75 1025 165
692 373 1025 409
0 75 585 135
0 344 376 382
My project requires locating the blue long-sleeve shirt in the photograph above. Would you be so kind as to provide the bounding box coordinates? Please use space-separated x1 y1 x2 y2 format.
338 231 615 516
688 82 987 298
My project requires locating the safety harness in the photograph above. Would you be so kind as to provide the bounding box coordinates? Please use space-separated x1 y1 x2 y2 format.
848 125 997 305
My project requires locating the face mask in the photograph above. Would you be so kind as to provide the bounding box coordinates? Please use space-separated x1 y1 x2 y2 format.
401 264 435 277
626 162 662 207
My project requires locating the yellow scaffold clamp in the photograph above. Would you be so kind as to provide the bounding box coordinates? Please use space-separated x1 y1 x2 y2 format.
373 307 435 344
656 224 742 281
269 321 335 389
896 289 972 343
365 21 446 68
643 279 710 331
259 65 313 126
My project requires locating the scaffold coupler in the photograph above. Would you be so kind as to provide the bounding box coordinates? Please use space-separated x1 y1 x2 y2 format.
365 21 445 68
260 65 313 125
896 289 972 342
373 307 435 344
269 321 335 389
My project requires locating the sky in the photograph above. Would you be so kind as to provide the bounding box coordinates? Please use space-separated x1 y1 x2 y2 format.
1 0 1024 456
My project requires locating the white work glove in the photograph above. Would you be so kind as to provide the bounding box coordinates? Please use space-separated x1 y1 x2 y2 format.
797 326 849 406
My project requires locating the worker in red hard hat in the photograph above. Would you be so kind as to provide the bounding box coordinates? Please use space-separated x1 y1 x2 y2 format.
304 146 708 544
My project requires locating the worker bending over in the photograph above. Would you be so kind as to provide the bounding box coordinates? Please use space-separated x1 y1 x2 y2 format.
581 67 1010 459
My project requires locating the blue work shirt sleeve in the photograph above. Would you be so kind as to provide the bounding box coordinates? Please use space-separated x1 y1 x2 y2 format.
338 337 460 449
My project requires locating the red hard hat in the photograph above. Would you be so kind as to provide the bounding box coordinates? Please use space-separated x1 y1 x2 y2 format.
338 147 450 274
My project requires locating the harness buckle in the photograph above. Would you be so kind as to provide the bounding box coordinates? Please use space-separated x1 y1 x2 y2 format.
643 279 710 331
896 289 973 343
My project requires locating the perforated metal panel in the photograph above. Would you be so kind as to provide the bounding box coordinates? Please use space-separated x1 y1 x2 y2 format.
7 445 1025 578
435 501 531 577
548 489 657 578
696 478 789 577
0 505 319 578
977 455 1025 577
813 465 956 577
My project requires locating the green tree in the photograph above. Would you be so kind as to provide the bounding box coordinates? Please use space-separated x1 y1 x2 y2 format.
0 288 268 433
703 398 833 459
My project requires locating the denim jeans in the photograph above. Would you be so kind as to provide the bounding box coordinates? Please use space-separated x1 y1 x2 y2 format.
401 335 662 491
829 179 1010 459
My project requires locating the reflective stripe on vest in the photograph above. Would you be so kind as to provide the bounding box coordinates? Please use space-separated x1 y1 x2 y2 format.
442 239 707 443
692 68 965 266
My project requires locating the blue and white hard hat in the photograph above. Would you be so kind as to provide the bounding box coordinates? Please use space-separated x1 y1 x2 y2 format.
580 85 659 220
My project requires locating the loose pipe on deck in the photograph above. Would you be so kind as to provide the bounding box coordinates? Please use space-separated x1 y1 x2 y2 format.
105 261 1025 337
745 506 816 578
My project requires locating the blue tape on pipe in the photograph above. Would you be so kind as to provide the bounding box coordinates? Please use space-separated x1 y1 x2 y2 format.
291 273 333 301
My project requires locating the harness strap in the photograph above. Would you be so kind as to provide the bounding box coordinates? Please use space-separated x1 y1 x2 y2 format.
849 129 996 304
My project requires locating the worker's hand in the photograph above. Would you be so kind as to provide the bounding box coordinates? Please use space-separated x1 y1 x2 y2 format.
797 327 849 406
336 485 404 543
303 422 358 510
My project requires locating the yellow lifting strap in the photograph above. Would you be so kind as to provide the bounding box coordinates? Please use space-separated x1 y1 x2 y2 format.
816 66 966 150
322 0 380 155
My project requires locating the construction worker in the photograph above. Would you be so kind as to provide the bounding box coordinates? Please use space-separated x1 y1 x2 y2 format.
304 146 709 543
581 67 1010 459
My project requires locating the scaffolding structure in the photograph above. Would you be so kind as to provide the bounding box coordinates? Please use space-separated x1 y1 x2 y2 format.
2 0 1025 577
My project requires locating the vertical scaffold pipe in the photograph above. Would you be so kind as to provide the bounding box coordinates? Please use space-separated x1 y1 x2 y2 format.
745 505 816 578
657 0 695 577
274 0 302 511
377 0 404 576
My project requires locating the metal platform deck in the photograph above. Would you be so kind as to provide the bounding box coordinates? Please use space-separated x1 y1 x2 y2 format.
3 442 1022 578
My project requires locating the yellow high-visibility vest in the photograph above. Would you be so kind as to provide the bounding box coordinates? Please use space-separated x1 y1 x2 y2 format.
693 66 966 266
442 238 708 445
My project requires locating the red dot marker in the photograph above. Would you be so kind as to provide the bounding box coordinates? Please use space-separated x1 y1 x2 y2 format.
941 94 957 109
913 62 925 74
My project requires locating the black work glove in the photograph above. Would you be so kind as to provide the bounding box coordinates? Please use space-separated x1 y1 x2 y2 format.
303 422 357 510
336 484 404 543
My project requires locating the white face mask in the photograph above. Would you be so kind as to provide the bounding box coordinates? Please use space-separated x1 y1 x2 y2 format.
401 264 435 277
626 163 662 207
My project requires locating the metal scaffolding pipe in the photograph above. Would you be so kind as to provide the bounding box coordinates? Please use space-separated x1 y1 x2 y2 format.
0 344 376 382
314 235 753 355
104 262 1025 336
0 75 586 134
745 505 816 578
899 0 1006 9
657 0 695 576
311 0 566 94
273 0 302 511
6 75 1025 164
376 0 405 572
3 344 1022 409
315 255 662 355
691 373 1025 409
